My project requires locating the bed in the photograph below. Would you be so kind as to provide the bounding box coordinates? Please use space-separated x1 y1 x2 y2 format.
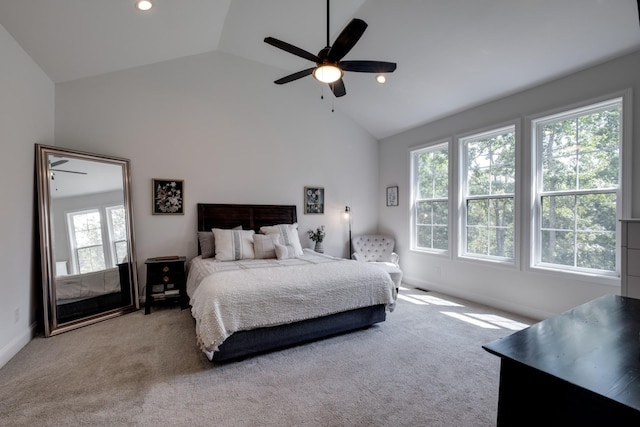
188 203 397 362
55 264 132 323
56 267 121 302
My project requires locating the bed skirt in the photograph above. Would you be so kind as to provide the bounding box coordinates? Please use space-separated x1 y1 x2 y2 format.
212 304 386 362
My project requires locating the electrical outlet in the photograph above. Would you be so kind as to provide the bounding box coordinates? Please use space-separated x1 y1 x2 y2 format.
14 308 19 323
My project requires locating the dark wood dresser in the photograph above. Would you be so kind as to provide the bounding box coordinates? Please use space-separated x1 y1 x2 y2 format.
483 294 640 425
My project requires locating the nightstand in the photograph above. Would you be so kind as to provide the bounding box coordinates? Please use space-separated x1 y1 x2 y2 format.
144 256 187 315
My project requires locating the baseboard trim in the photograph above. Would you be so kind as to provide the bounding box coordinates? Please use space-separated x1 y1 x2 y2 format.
402 276 550 321
0 323 37 369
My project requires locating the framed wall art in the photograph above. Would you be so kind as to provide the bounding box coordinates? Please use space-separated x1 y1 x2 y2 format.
304 186 324 214
152 179 184 215
386 185 398 207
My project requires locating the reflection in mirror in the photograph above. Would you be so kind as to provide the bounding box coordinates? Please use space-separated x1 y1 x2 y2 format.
36 144 139 336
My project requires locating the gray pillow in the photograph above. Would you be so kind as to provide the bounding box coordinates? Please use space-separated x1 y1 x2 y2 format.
197 231 215 259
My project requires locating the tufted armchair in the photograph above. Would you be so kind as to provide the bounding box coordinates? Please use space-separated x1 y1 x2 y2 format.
351 235 402 289
352 235 399 266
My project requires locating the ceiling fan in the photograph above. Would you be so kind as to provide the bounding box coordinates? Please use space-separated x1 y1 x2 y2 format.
49 159 87 175
264 0 397 97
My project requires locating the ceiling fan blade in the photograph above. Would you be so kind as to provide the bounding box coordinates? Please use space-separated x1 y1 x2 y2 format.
341 60 397 73
50 159 68 167
327 19 368 62
51 169 87 175
274 68 315 85
329 79 346 97
264 37 320 63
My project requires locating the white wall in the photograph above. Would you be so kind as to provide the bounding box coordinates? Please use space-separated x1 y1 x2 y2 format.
55 51 380 288
380 50 640 320
0 24 54 367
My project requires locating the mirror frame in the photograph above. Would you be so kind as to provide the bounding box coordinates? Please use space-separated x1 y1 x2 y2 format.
36 144 139 336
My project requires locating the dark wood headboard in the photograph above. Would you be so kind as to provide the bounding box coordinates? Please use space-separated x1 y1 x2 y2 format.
197 203 297 234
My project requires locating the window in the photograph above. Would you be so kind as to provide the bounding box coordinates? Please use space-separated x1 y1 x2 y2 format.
68 209 106 274
411 142 449 253
460 126 516 262
67 204 128 274
532 98 621 274
106 205 128 264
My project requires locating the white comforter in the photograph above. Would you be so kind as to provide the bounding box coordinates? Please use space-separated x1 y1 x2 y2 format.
187 249 396 359
55 267 121 303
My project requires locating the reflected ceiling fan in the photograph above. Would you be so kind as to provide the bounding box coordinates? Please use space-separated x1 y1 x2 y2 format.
264 0 397 97
49 159 87 176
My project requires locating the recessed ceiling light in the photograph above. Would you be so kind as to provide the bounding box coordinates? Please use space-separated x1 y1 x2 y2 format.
376 75 386 84
135 0 153 11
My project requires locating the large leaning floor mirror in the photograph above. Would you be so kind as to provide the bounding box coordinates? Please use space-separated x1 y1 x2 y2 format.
36 144 139 337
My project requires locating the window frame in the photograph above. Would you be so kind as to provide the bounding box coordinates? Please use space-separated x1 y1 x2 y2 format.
66 208 108 274
106 204 128 265
66 204 128 274
528 92 630 278
410 139 452 256
457 122 520 267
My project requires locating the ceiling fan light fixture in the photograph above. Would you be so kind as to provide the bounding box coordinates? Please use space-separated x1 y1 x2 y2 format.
313 64 343 83
264 0 396 98
376 74 386 84
135 0 153 11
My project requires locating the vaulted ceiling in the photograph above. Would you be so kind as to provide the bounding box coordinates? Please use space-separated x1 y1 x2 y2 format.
1 0 639 139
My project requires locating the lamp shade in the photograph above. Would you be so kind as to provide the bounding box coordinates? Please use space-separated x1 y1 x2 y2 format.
313 64 343 83
135 0 153 11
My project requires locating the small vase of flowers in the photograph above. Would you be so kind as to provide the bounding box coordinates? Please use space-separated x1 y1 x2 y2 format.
307 226 326 253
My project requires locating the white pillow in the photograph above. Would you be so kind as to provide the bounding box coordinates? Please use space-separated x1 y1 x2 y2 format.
275 244 297 260
198 225 242 259
253 234 281 259
212 228 255 261
259 223 303 257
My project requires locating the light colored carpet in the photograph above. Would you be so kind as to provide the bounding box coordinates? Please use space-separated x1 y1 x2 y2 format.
0 288 533 426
